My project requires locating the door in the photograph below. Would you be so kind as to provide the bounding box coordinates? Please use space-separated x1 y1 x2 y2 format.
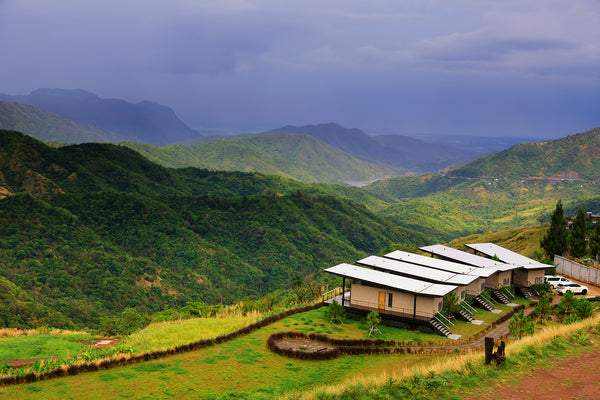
378 291 386 311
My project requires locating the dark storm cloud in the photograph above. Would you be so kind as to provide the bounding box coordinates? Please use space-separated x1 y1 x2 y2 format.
0 0 598 138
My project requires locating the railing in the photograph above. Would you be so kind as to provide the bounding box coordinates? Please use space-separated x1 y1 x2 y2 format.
345 298 436 321
501 286 515 299
460 301 476 316
480 290 495 304
434 312 454 329
322 287 344 302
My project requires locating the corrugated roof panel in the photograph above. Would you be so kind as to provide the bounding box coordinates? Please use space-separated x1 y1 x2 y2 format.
466 243 548 270
419 244 518 271
358 255 478 285
385 250 497 278
324 263 456 296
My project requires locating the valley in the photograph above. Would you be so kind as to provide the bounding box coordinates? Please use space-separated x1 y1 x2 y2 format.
1 118 600 398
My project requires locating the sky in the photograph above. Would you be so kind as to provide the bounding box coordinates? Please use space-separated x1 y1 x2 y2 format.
0 0 598 139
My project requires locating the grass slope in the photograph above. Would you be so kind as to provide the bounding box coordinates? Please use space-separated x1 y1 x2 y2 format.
1 300 597 399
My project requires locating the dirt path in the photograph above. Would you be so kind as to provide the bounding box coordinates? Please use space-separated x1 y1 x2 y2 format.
462 345 600 400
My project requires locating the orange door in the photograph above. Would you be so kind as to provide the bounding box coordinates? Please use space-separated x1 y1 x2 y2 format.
378 291 386 311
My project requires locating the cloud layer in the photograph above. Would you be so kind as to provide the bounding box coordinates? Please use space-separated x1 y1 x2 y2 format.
0 0 598 138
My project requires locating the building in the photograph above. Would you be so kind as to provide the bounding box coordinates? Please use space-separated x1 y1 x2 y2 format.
324 263 459 337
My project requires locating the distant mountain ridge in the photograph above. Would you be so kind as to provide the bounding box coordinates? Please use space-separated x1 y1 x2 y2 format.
124 132 398 184
449 127 600 180
264 123 478 172
0 88 200 145
0 101 132 143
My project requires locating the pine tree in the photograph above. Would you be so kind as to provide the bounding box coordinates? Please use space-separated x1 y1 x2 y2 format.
589 222 600 261
540 200 568 257
569 207 588 258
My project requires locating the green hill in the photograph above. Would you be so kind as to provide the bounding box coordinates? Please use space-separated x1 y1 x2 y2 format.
0 101 130 143
0 130 430 329
450 127 600 180
124 132 399 184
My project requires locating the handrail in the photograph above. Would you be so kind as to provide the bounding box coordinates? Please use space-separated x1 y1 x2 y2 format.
480 290 495 304
322 287 343 302
434 312 453 329
501 286 515 299
460 301 476 316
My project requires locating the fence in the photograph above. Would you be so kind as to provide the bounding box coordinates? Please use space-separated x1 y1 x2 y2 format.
555 255 600 286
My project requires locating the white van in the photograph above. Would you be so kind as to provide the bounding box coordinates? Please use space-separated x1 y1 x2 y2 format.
545 275 572 289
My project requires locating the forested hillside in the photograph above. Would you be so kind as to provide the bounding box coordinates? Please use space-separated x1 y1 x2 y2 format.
450 127 600 180
124 132 398 184
0 130 432 329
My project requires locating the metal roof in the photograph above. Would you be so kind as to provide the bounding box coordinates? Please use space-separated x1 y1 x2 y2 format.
465 243 548 270
324 263 457 297
358 255 478 286
419 244 517 271
385 250 496 278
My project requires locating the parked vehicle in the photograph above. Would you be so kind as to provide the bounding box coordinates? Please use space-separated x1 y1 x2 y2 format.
545 275 572 289
556 282 588 295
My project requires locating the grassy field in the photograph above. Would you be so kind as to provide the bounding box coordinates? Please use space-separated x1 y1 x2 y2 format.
0 300 529 399
0 329 97 361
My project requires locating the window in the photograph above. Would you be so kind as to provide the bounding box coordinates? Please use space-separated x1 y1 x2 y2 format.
438 301 443 311
388 293 393 308
461 290 466 300
481 282 486 292
535 276 544 284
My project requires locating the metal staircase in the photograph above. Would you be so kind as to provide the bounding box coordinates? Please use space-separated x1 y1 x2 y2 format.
429 313 453 337
472 294 494 311
492 289 510 304
517 286 535 299
457 301 476 323
457 309 474 323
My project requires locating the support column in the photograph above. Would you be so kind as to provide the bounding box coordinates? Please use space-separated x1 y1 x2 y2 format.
413 294 417 319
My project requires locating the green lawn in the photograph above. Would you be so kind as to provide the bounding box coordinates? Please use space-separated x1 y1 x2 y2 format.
0 300 527 399
0 334 97 361
0 314 439 399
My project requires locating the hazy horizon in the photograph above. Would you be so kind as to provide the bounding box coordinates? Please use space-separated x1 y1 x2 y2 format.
1 1 598 139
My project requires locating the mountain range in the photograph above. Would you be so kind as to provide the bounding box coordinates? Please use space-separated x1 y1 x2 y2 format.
0 89 200 145
264 123 478 172
0 89 519 179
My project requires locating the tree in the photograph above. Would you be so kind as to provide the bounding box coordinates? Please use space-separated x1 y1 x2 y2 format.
115 308 147 336
556 290 578 319
589 222 600 262
324 300 345 324
365 310 382 337
569 207 588 258
508 310 535 339
540 200 568 258
442 292 461 319
574 298 594 319
534 292 552 324
290 274 306 302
